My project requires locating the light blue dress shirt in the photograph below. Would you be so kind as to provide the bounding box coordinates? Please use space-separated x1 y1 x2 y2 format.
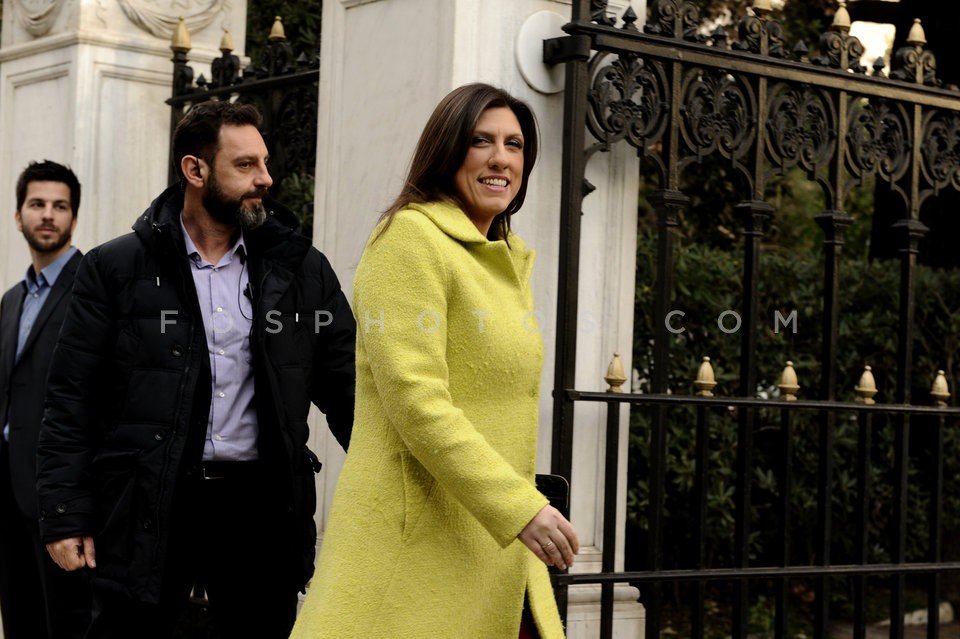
181 217 258 461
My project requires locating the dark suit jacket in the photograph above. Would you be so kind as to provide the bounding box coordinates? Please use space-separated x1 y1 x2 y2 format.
0 250 82 519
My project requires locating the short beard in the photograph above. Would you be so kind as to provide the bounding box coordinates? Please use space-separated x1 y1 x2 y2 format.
203 172 267 230
22 225 71 255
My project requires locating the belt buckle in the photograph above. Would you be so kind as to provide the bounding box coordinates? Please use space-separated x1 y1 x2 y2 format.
201 462 225 480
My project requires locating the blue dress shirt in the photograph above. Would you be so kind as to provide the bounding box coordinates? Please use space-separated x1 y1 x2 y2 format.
181 217 258 461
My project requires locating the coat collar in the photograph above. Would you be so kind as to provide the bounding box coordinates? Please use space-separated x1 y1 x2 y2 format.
405 201 535 284
407 200 529 251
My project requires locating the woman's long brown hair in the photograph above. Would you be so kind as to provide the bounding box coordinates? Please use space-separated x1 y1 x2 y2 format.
375 83 539 242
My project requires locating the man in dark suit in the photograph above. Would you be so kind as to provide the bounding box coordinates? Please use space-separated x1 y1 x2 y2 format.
0 160 91 638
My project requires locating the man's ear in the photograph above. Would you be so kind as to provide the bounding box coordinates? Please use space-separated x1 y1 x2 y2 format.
181 156 205 187
14 210 22 232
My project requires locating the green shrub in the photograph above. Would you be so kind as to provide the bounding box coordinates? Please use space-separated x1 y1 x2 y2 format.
627 204 960 628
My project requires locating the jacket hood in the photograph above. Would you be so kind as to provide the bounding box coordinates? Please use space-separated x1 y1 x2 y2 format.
132 183 311 266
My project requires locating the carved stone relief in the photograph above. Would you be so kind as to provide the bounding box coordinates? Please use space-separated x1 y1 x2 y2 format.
13 0 65 37
117 0 225 39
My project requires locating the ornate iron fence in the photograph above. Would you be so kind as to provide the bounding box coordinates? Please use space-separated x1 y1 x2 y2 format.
166 16 319 236
546 1 960 637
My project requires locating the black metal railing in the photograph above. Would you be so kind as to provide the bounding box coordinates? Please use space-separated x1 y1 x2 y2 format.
558 377 959 638
545 1 960 637
166 16 320 235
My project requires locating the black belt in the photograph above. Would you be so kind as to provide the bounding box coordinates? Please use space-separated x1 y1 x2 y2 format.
200 460 261 481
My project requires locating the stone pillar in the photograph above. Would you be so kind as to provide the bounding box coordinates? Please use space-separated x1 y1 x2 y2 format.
0 0 247 284
312 1 646 636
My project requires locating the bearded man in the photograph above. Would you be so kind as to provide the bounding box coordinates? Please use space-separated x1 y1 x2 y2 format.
36 102 355 639
0 160 92 639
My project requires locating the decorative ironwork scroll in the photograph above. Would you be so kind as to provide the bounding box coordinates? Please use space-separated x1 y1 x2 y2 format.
733 12 785 58
643 0 702 42
586 53 669 157
920 112 960 195
679 68 755 165
846 99 911 186
765 84 835 177
557 0 954 207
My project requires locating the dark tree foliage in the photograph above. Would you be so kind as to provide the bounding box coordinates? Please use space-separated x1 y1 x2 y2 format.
888 0 960 87
240 2 322 237
697 0 833 49
245 1 322 66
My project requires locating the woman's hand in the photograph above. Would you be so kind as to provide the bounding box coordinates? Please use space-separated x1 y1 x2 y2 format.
518 505 579 570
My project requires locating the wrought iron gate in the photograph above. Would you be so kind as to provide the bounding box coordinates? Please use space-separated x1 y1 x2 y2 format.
546 1 960 637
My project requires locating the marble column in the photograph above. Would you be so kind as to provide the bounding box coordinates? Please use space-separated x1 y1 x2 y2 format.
311 1 646 636
0 0 247 282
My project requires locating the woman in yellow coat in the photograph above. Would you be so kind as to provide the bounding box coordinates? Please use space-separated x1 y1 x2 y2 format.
290 83 579 639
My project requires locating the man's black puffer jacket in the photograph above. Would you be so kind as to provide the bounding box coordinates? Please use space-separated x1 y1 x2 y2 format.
37 183 355 602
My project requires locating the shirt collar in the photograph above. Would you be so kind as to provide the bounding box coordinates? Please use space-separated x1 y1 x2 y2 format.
180 213 247 266
23 246 77 292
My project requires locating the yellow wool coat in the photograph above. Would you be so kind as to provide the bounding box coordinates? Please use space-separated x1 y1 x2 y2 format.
290 202 565 638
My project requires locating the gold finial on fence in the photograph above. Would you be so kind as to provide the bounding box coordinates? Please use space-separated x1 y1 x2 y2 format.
831 1 851 33
778 361 800 401
269 16 287 42
604 353 627 393
171 16 191 53
220 29 235 54
854 365 878 405
906 18 927 47
694 357 717 397
752 0 772 16
931 369 950 407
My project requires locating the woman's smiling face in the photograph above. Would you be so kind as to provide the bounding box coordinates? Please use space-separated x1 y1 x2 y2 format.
453 107 524 235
